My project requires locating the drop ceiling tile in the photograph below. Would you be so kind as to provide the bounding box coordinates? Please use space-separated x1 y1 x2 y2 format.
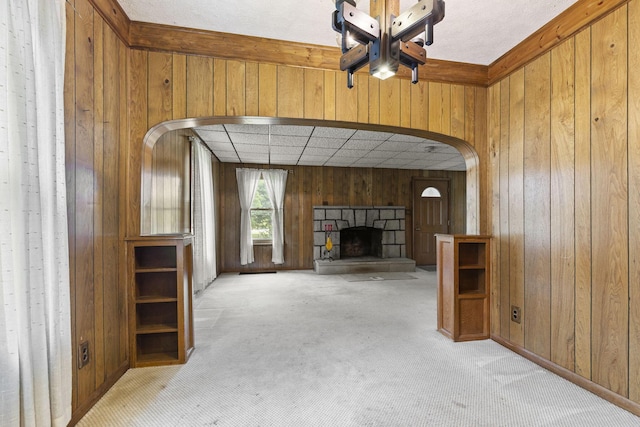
302 147 337 157
307 137 346 149
375 141 418 151
325 158 354 166
229 133 269 145
269 158 298 165
352 130 394 140
224 124 269 134
352 158 382 167
195 125 225 132
270 125 314 136
408 143 443 152
425 153 461 162
269 135 309 147
235 144 269 153
311 127 356 138
388 134 426 143
270 154 300 162
364 150 393 159
378 158 412 166
298 159 325 166
299 154 331 162
270 145 303 155
343 139 383 150
196 130 231 143
215 154 240 162
333 149 366 158
394 151 424 160
445 163 467 171
204 141 236 152
238 156 268 164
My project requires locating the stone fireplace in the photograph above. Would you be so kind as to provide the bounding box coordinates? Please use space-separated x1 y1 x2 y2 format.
313 206 406 260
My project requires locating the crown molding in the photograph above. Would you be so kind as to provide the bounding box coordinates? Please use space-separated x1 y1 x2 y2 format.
88 0 131 45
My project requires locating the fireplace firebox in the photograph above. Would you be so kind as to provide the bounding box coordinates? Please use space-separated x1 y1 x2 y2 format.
340 227 383 258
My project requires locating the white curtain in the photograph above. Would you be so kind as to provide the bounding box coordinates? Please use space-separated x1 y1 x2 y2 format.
236 168 261 265
192 141 217 293
0 0 72 426
262 169 288 264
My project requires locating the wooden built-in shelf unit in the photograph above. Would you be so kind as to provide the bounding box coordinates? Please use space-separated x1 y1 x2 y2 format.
436 234 491 342
127 234 194 367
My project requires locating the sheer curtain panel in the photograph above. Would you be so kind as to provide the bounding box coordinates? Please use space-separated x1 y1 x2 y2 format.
262 169 288 264
193 142 217 293
236 168 262 265
0 0 72 426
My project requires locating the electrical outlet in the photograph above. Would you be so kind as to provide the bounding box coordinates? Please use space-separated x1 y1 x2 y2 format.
78 341 90 369
511 305 521 324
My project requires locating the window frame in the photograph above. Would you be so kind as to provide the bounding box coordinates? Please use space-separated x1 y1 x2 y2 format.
250 176 273 245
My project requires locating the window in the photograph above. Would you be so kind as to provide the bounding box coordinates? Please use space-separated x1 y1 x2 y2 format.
421 186 442 198
250 177 273 242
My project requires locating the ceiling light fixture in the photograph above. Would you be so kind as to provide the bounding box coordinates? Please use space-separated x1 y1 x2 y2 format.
332 0 445 88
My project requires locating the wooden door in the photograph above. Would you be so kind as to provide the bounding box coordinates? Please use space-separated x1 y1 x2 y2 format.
412 178 449 265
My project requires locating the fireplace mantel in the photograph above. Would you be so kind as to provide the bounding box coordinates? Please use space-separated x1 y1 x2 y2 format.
313 206 406 260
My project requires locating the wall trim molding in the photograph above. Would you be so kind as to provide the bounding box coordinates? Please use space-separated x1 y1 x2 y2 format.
491 335 640 417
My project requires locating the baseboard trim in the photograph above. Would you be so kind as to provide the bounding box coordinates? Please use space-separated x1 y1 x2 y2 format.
491 335 640 417
67 361 129 426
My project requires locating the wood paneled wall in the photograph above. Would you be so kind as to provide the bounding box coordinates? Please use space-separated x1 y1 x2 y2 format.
217 164 466 272
149 129 191 234
489 0 640 408
65 0 129 421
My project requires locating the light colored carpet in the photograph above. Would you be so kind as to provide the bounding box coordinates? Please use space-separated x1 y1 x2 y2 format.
78 270 640 427
340 272 417 282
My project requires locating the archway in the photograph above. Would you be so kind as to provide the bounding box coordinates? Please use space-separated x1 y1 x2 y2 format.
140 116 481 238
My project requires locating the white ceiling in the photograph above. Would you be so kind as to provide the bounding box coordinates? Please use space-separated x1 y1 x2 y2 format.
194 124 466 171
121 0 578 171
118 0 578 65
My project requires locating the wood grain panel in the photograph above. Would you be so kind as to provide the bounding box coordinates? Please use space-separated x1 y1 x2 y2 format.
450 85 465 140
102 24 122 375
336 72 358 122
147 52 173 127
226 60 246 116
258 64 277 117
573 27 592 381
74 0 97 400
277 66 304 118
93 15 106 388
473 87 488 234
498 78 511 338
304 69 324 120
213 59 227 116
590 7 628 396
379 78 401 126
488 83 501 337
323 71 336 121
523 53 551 359
368 78 380 124
186 56 213 118
400 79 411 129
549 39 575 371
628 0 640 404
356 74 369 124
245 62 259 116
508 68 525 347
172 54 187 120
410 81 428 131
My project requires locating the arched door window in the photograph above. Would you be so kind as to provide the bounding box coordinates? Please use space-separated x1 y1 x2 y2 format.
421 187 442 198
